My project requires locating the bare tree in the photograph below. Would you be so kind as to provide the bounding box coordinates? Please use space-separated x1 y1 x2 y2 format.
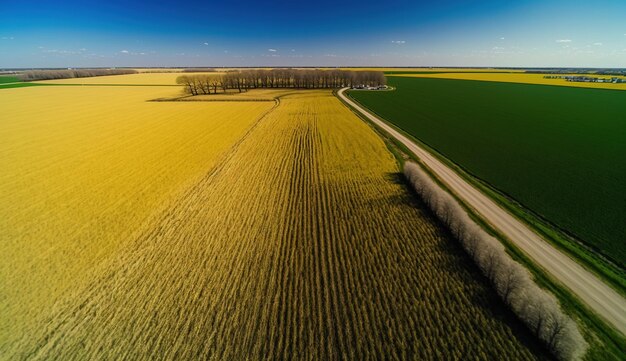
403 162 587 361
176 69 386 95
208 74 221 94
494 261 529 304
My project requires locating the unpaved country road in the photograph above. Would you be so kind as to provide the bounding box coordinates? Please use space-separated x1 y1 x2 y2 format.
337 87 626 335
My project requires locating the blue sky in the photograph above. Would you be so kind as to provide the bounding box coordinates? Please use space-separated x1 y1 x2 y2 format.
1 0 625 68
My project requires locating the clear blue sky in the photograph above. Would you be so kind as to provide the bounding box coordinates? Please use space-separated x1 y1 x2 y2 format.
1 0 625 68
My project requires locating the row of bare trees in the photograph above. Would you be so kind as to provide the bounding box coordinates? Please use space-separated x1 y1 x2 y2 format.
177 69 386 95
404 162 587 361
20 69 137 81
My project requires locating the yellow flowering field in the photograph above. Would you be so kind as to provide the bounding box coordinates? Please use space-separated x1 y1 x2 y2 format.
0 84 273 350
2 86 543 359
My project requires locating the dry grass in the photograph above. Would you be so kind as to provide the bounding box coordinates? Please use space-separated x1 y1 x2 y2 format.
2 87 546 360
390 72 626 90
0 85 274 351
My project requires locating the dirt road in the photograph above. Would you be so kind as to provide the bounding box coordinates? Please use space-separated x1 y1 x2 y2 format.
337 87 626 335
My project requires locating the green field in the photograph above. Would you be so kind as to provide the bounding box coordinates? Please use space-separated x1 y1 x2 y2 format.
0 75 20 84
349 77 626 267
0 82 44 89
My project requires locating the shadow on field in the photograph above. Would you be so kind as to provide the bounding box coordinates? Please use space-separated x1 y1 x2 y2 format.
383 170 554 360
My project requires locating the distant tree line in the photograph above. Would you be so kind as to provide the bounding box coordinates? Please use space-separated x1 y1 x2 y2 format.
182 68 217 73
176 69 386 95
20 69 137 81
404 162 587 361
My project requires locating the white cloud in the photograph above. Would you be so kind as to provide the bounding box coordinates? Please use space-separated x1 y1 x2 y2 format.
42 49 84 55
391 40 406 44
593 42 602 46
203 42 209 46
556 39 572 43
492 46 504 50
120 50 129 54
500 37 505 40
268 48 277 52
1 36 14 40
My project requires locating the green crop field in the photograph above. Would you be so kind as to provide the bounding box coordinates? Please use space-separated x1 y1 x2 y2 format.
349 77 626 267
0 82 44 89
0 75 20 84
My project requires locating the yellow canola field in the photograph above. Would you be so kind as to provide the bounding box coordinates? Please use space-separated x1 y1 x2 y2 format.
34 72 222 85
390 72 626 90
0 85 274 349
340 67 525 72
6 89 542 360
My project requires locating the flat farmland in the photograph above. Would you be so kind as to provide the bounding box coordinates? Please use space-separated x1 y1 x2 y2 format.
0 85 274 350
340 67 526 73
0 76 20 84
349 76 626 266
388 72 626 91
1 83 546 359
33 72 220 85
